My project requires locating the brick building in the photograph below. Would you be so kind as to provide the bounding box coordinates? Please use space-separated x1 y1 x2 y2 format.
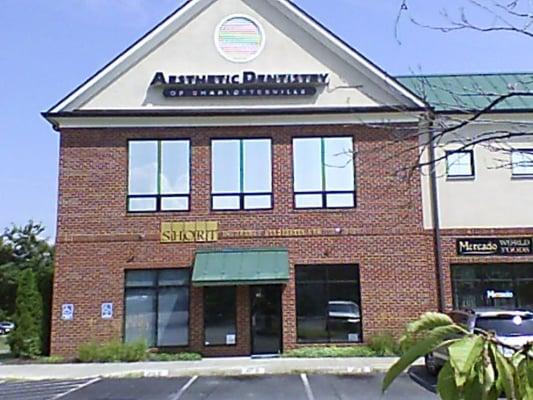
43 0 533 357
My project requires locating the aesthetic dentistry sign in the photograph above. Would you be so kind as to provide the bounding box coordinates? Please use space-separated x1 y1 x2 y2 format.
150 71 329 98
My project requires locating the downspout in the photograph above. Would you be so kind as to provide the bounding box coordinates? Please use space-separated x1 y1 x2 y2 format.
426 111 446 312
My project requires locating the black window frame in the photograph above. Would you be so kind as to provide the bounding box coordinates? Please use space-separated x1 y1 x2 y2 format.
127 139 191 213
511 148 533 177
295 264 363 344
292 136 357 210
210 138 273 212
123 268 191 348
445 149 475 179
203 286 238 347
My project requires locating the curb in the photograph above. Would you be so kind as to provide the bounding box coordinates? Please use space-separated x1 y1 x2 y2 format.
0 366 393 381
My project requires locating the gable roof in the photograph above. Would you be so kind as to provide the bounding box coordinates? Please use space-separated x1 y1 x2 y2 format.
398 73 533 113
44 0 426 119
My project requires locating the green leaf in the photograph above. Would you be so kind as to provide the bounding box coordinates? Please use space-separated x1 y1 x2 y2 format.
406 312 454 335
438 361 463 400
382 324 461 392
491 344 517 400
449 336 484 388
516 357 533 400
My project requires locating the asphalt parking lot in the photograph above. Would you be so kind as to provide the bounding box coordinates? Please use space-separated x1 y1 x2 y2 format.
0 373 437 400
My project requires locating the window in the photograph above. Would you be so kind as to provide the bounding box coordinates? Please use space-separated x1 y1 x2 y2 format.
204 286 237 346
128 140 190 212
512 149 533 176
296 265 362 343
452 264 533 311
124 269 189 347
293 137 355 209
446 150 474 178
211 139 272 210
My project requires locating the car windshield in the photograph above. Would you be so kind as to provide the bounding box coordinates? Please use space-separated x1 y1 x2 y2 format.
475 314 533 336
329 303 358 314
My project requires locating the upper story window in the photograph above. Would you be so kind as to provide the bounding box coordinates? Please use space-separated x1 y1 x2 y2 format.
293 137 355 209
446 150 475 178
511 149 533 177
211 139 272 211
128 140 190 212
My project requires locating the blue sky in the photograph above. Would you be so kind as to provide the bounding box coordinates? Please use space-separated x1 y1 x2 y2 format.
0 0 531 240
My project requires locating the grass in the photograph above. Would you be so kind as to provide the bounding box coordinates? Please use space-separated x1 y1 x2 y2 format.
283 346 380 358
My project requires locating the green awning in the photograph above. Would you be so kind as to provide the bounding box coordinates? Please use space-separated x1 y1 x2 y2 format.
192 248 289 287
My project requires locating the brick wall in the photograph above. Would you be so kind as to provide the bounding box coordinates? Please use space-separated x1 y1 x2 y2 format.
51 124 439 357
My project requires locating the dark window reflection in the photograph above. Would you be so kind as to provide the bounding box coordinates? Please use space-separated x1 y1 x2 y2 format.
204 287 237 346
452 264 533 311
296 265 362 343
125 269 190 347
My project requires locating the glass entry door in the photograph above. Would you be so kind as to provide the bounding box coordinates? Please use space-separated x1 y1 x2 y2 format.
250 285 282 355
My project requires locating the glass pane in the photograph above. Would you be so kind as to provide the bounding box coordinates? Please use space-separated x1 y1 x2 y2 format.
158 269 190 286
161 141 190 195
328 265 358 282
161 197 189 211
244 195 271 210
125 288 156 346
157 287 189 346
243 139 272 193
327 282 361 343
212 195 240 210
126 270 157 287
293 138 322 192
296 282 328 342
204 287 237 346
512 150 533 175
326 193 354 208
212 140 240 193
296 265 328 282
295 194 322 209
129 141 158 195
447 152 473 177
516 280 533 310
324 137 355 191
128 197 157 212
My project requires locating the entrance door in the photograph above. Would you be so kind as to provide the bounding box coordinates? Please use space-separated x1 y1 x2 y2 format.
250 285 282 355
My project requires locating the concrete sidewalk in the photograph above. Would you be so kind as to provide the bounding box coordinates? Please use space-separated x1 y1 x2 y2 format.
0 357 420 380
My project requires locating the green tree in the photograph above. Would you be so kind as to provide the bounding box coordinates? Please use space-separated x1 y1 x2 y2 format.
383 312 533 400
0 221 54 355
8 269 43 358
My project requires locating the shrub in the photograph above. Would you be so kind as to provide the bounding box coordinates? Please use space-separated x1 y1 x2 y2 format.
148 352 202 362
367 333 400 356
8 269 43 358
284 346 377 358
78 340 147 363
38 355 65 364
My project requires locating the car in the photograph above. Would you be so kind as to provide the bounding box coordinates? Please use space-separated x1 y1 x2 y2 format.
0 321 15 335
425 309 533 376
327 301 361 323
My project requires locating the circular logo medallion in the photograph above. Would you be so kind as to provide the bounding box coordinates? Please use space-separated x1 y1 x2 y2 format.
216 15 265 63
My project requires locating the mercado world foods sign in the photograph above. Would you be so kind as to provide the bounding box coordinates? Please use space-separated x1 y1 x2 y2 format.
150 71 329 98
457 238 533 256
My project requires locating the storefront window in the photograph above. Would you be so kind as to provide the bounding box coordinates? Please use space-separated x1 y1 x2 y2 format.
124 269 189 347
204 286 237 346
293 137 355 209
128 140 190 212
296 265 362 343
211 139 272 210
446 150 474 178
452 264 533 310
